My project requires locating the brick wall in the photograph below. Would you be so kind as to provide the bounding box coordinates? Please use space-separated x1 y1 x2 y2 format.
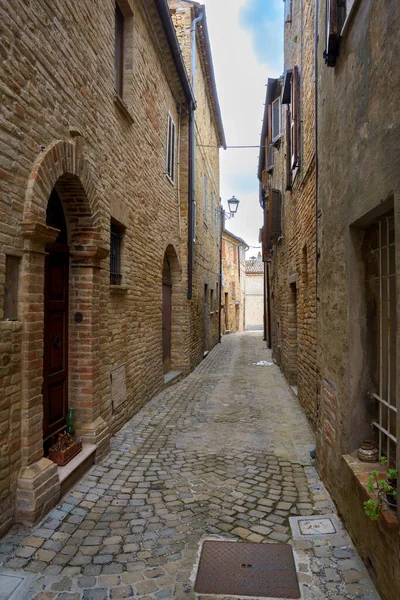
170 0 222 364
221 232 246 334
0 0 221 534
265 0 317 424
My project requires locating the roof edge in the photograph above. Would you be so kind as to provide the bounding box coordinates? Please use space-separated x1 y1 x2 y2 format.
155 0 196 108
223 228 249 249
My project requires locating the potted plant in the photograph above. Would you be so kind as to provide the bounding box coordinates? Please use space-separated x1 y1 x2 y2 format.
48 432 82 466
363 457 398 521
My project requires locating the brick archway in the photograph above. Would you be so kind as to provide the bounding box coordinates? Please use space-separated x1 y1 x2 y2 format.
162 244 186 373
16 140 110 524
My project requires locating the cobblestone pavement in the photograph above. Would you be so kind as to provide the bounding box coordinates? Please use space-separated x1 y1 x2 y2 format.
0 333 381 600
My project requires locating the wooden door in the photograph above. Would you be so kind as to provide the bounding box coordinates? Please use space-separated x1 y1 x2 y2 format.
43 245 69 445
162 282 172 373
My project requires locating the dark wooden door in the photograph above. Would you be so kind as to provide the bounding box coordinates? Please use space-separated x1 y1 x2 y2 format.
43 245 69 445
162 283 172 373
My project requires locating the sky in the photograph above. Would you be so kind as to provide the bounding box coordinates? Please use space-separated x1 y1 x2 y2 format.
201 0 284 257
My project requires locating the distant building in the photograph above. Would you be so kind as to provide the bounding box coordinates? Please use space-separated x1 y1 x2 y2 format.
245 254 264 331
222 230 248 334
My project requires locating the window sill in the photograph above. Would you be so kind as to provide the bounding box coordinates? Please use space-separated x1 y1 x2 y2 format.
1 320 22 331
113 93 134 124
110 284 129 294
343 453 398 531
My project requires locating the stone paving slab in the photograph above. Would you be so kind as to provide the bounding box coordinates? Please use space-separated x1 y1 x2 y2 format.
0 333 381 599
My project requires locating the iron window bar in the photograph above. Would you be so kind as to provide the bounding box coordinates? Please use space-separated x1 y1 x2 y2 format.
369 215 396 464
110 227 123 285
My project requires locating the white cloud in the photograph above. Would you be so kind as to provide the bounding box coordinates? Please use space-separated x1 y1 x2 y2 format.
201 0 281 256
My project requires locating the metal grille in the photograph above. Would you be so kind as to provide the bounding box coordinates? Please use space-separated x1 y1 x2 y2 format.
370 215 397 463
110 224 123 285
195 541 300 598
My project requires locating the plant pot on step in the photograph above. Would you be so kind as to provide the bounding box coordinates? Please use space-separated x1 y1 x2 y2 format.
48 433 82 467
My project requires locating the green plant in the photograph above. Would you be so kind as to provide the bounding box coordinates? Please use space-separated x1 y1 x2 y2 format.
363 457 398 521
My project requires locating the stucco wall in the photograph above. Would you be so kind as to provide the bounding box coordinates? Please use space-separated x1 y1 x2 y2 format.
316 2 400 598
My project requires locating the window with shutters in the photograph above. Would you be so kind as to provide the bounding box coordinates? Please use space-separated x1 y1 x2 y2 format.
203 175 208 223
271 97 281 143
166 114 176 183
283 67 300 182
267 188 282 245
290 66 300 171
114 4 124 97
324 0 347 67
284 0 292 23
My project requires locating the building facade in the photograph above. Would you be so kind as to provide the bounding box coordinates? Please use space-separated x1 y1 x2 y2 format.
315 2 400 598
259 1 400 598
258 0 317 423
245 255 264 331
221 230 247 335
169 0 225 361
0 0 223 536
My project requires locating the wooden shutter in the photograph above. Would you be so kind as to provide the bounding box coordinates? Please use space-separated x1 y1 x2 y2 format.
267 144 274 172
291 66 300 170
286 106 292 189
324 0 339 67
272 98 281 142
267 188 281 245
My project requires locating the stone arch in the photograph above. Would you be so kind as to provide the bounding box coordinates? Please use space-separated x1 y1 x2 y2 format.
23 139 102 238
161 244 186 373
17 141 110 524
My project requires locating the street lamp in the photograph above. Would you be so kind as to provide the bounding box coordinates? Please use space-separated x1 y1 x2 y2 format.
227 195 240 218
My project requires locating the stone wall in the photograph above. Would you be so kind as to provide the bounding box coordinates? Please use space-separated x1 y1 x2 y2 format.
222 232 246 334
265 0 317 424
170 0 222 363
316 1 400 597
0 0 222 536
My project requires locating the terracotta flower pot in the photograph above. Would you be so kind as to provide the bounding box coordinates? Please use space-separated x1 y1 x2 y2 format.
48 440 82 466
357 440 379 463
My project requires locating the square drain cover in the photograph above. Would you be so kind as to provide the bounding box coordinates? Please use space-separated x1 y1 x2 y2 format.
194 540 300 598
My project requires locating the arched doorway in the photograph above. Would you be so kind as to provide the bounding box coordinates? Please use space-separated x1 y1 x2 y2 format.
162 255 172 373
43 190 69 450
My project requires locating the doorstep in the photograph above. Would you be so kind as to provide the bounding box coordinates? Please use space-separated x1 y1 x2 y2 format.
57 443 97 497
164 370 183 389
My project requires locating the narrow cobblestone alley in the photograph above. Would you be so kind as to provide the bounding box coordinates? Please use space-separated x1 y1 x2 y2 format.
0 333 381 600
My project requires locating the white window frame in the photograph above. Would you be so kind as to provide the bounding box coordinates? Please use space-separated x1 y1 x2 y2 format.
272 97 282 143
166 113 176 184
370 214 397 464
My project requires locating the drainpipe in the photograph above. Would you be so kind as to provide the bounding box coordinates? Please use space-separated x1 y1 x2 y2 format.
315 0 320 418
218 207 223 342
191 12 204 87
266 261 272 349
187 11 204 300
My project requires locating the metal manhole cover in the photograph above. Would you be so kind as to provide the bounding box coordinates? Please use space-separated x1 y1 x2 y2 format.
194 541 300 598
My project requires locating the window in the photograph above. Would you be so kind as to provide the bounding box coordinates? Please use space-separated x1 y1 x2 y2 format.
210 191 215 236
110 221 124 285
210 289 214 313
3 255 19 321
290 66 300 170
367 214 397 463
114 3 125 96
324 0 347 67
166 114 176 183
271 97 281 142
203 175 208 222
284 0 292 22
216 204 220 242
